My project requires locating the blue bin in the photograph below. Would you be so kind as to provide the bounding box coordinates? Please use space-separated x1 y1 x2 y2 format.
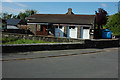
102 29 112 39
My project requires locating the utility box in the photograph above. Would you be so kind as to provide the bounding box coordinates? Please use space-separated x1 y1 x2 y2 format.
102 29 112 39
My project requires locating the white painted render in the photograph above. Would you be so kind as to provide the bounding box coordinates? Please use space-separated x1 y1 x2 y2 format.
7 25 19 29
80 27 90 39
67 26 77 38
27 23 49 25
55 26 64 37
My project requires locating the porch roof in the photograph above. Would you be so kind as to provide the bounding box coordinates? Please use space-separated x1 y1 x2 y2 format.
26 14 95 25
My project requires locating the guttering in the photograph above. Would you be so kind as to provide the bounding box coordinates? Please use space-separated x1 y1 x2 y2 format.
27 23 49 25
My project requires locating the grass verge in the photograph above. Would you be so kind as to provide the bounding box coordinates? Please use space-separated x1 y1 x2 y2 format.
2 37 57 44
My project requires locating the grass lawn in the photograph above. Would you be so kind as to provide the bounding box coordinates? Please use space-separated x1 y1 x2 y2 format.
2 37 57 44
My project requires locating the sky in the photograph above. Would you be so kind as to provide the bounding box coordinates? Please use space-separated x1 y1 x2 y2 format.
1 1 119 15
1 0 120 2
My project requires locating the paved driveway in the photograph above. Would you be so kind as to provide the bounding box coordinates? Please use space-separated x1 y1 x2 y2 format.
2 48 118 78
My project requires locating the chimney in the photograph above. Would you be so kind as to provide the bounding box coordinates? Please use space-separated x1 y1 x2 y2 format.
66 8 74 15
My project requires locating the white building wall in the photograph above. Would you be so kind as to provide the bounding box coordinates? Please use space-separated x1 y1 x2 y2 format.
80 27 90 39
55 26 64 37
7 25 19 29
54 24 91 39
67 26 77 38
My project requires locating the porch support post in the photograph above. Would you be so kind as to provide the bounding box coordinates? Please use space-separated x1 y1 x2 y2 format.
77 26 80 38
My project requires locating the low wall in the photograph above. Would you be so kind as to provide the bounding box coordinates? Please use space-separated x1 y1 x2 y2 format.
2 33 84 43
1 33 120 53
3 29 33 35
2 43 84 53
85 39 119 48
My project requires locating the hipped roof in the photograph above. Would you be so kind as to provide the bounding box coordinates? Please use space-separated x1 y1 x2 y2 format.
27 14 95 25
7 19 21 26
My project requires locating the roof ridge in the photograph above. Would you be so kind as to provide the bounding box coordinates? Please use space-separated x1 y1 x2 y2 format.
33 14 95 16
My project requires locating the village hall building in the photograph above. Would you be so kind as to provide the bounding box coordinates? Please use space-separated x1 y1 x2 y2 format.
26 8 95 39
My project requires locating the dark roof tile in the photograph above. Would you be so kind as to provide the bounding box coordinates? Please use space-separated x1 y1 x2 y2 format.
27 14 95 25
7 19 21 25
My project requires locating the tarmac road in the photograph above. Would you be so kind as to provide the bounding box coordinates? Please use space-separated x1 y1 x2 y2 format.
2 48 118 78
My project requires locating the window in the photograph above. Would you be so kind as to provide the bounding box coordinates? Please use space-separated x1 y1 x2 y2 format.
37 24 41 31
53 25 63 29
69 26 75 29
83 27 89 29
55 26 58 28
59 26 62 29
40 26 43 31
37 25 43 31
71 26 75 29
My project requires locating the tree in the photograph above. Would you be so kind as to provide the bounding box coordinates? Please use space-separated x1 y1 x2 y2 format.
0 13 18 19
0 13 12 20
12 15 18 18
95 8 108 29
25 9 37 16
17 12 27 19
17 9 38 25
105 12 120 35
17 9 37 19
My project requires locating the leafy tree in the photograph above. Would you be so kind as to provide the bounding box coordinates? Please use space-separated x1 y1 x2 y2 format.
17 9 37 19
0 13 12 19
0 9 38 20
17 12 27 20
12 15 18 18
105 12 120 35
0 13 18 19
17 9 38 25
25 9 37 16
